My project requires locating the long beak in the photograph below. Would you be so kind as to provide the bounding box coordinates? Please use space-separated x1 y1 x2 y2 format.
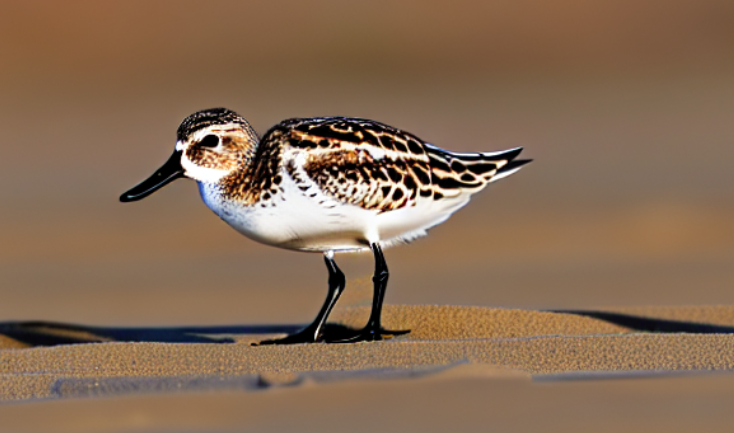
119 150 185 202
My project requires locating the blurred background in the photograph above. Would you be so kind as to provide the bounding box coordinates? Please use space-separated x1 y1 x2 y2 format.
1 0 733 327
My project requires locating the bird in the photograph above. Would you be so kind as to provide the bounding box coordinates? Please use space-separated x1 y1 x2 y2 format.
120 108 531 345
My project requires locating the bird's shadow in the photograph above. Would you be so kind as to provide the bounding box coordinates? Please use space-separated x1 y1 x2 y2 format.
0 321 357 347
3 310 734 348
553 310 734 334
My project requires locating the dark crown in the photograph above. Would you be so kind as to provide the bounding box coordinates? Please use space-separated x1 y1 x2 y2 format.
176 108 251 141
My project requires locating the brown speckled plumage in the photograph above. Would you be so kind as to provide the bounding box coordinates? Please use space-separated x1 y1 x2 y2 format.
281 118 431 213
212 116 527 212
219 126 285 206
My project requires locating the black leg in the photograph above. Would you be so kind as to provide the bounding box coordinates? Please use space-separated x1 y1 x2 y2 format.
366 243 389 335
257 253 346 345
337 243 409 343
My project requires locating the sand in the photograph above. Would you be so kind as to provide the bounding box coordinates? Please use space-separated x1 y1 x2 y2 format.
4 304 734 433
2 304 734 406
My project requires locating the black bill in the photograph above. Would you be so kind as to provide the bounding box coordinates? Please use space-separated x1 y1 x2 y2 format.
119 151 185 202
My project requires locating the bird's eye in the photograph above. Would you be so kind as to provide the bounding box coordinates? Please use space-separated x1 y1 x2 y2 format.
199 134 220 148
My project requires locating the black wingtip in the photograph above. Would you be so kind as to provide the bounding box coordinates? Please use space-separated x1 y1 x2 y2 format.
482 147 524 162
498 158 532 174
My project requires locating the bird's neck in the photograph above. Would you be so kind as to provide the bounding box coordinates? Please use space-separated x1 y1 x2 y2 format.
216 135 284 207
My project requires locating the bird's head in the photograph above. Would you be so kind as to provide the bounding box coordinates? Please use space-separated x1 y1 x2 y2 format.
120 108 258 202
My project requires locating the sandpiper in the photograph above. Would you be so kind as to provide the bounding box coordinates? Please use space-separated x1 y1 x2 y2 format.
120 108 530 344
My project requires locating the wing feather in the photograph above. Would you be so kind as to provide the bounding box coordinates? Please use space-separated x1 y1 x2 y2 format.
254 117 530 212
278 117 432 213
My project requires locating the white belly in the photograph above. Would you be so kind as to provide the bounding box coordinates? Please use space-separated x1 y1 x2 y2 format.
198 175 473 253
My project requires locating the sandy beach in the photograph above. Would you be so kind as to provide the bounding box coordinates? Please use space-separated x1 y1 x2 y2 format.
3 304 734 399
3 304 734 431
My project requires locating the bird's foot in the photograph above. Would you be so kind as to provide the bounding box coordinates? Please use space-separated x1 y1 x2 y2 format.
253 324 410 345
254 325 322 346
333 326 410 343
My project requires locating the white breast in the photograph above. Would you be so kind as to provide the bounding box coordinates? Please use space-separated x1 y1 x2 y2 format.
198 171 474 253
198 175 374 251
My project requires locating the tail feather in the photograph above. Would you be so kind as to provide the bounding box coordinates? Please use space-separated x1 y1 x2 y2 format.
425 145 530 194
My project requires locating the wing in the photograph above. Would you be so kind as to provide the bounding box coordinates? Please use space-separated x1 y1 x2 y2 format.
272 117 435 213
260 117 530 211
